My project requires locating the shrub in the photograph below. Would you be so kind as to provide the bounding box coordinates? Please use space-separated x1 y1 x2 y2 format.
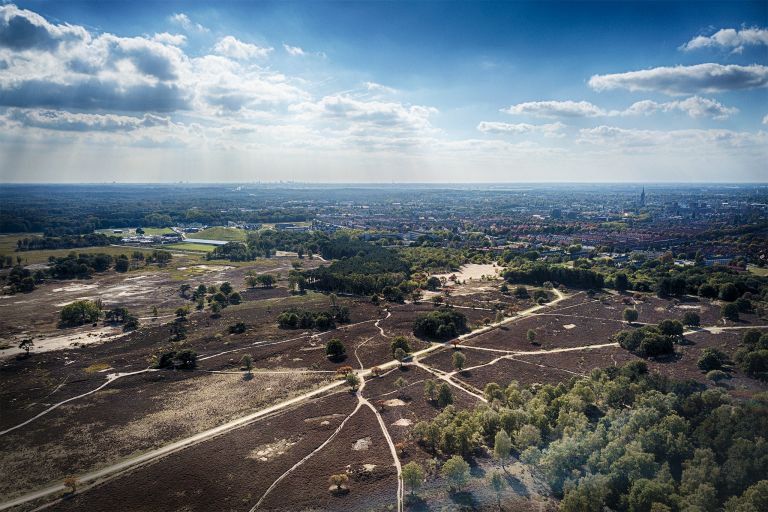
413 308 468 340
228 322 246 334
697 348 729 372
706 370 730 382
328 473 349 493
326 338 346 361
437 382 453 407
402 461 425 496
345 372 360 391
390 336 411 357
441 455 470 492
698 283 718 299
228 291 242 305
155 348 197 370
683 311 700 327
394 347 407 366
60 300 101 326
721 303 740 321
623 308 639 323
740 350 768 380
615 326 675 358
658 319 684 337
452 351 466 371
424 379 437 402
719 283 739 302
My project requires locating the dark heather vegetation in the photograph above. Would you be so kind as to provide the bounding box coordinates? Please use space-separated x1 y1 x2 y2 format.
413 307 469 340
277 306 351 331
412 361 768 512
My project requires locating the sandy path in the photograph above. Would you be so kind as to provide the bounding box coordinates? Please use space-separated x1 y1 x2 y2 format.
0 369 157 437
0 288 574 511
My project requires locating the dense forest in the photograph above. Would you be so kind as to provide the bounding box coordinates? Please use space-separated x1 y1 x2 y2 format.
413 361 768 511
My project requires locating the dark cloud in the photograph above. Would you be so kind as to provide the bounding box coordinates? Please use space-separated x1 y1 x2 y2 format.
0 4 85 51
0 79 191 112
7 108 171 132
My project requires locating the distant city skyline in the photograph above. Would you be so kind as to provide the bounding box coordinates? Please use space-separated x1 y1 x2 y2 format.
0 0 766 183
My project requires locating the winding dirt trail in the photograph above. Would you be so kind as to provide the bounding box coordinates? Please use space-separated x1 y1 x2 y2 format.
251 370 404 512
1 286 574 511
0 369 157 437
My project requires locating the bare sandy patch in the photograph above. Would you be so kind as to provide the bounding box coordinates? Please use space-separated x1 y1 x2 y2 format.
0 326 126 359
563 324 576 330
52 284 99 293
432 263 501 283
392 418 412 427
352 437 371 451
383 399 406 407
248 438 298 462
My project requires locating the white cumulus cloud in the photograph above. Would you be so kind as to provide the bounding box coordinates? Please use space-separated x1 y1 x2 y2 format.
169 13 208 33
477 121 565 137
502 100 607 118
283 44 305 56
681 27 768 53
213 36 272 60
589 63 768 95
502 96 737 120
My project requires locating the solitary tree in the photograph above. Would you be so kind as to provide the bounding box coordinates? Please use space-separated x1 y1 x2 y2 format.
402 461 425 496
391 336 411 357
18 338 33 356
489 471 505 510
210 302 222 318
424 379 437 402
325 338 347 361
220 281 233 295
452 351 466 371
721 303 739 321
683 312 701 327
179 284 191 298
63 476 79 494
394 376 408 397
328 473 349 493
345 372 360 391
623 308 639 324
526 329 536 344
493 430 512 470
241 354 253 374
175 306 190 320
394 347 407 367
441 455 470 492
437 382 453 408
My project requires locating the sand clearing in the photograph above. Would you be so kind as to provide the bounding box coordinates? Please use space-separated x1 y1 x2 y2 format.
0 326 126 359
431 263 500 282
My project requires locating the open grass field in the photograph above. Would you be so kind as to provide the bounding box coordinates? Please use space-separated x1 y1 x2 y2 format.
186 227 247 242
163 242 216 252
3 244 160 265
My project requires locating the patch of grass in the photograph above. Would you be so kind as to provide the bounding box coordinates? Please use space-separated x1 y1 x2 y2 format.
186 227 246 242
164 243 216 252
6 245 157 265
747 265 768 277
84 362 112 373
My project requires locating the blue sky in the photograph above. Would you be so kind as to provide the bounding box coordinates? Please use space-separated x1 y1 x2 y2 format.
0 0 766 182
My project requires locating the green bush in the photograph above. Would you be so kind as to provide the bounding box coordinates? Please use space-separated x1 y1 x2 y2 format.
60 300 101 326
